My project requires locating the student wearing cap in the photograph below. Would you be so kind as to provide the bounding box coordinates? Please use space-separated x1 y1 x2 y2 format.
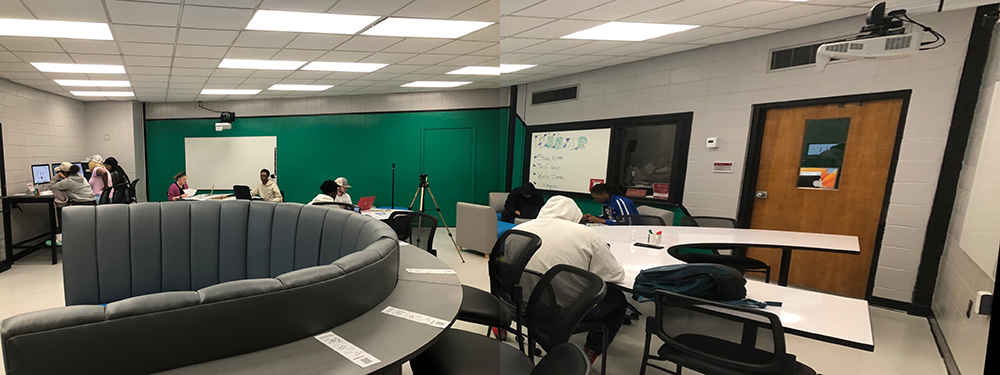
251 169 283 202
334 177 352 205
167 172 189 201
88 155 109 202
51 162 96 205
308 180 340 205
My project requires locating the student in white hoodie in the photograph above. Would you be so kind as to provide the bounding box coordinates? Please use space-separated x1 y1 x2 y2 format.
251 169 282 202
308 180 340 205
516 195 627 365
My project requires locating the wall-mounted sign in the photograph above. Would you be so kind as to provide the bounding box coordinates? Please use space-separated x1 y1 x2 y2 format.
589 178 605 190
712 161 734 173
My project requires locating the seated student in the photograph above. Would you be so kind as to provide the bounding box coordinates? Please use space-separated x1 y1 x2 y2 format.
308 180 340 205
334 177 352 204
517 195 626 365
167 172 189 201
501 182 544 223
51 162 96 205
104 156 132 203
88 155 109 202
251 169 282 202
583 183 638 225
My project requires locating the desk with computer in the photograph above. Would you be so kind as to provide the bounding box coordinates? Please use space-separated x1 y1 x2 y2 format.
1 162 86 268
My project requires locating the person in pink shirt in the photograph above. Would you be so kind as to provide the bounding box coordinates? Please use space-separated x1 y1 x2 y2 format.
88 155 109 202
167 172 189 201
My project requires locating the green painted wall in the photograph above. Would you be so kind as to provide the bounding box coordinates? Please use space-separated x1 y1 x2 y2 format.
511 116 526 188
146 108 510 224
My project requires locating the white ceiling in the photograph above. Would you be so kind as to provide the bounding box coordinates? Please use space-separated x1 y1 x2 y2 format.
0 0 989 102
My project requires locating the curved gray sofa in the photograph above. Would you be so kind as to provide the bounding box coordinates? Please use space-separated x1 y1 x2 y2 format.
1 201 399 375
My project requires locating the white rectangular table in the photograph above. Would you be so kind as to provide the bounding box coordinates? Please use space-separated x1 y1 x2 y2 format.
593 226 873 351
360 208 408 221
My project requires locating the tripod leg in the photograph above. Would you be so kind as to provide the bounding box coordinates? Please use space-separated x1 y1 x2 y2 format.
408 188 420 211
423 187 465 263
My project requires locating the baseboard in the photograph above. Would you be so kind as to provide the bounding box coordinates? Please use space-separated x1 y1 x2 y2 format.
928 316 962 375
869 296 934 316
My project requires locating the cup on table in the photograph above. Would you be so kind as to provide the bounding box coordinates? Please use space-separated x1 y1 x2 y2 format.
651 233 662 245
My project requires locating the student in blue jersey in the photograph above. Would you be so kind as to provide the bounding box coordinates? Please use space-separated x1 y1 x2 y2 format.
583 183 638 225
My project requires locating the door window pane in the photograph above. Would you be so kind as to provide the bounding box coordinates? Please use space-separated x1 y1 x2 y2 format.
797 118 850 190
616 124 677 197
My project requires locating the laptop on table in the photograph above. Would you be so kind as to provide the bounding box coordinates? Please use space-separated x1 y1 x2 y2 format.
356 196 375 211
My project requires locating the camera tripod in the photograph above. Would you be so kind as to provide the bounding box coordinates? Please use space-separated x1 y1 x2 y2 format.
408 174 465 263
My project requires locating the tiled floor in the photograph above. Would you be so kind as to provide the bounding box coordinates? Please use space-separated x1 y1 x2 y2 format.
0 231 948 375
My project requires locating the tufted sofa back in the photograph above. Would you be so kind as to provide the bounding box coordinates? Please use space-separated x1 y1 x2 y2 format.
61 200 398 305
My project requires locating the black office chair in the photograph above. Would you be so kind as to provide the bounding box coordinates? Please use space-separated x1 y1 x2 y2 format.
640 290 817 375
410 265 606 375
99 186 113 204
672 216 771 283
127 179 139 203
456 229 542 352
616 215 667 226
387 211 438 255
313 201 355 210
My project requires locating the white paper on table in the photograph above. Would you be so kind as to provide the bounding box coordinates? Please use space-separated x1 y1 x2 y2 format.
314 332 381 368
405 268 457 275
381 306 451 329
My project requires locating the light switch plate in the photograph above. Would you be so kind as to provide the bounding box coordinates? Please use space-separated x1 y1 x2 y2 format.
706 137 718 148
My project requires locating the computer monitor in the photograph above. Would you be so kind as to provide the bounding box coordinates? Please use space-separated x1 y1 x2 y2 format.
51 162 85 177
32 164 51 184
72 162 84 176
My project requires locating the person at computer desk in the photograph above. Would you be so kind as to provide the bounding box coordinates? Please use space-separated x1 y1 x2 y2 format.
334 177 352 204
167 172 189 201
88 155 109 202
583 183 638 225
104 156 131 203
501 182 544 223
251 169 282 202
308 180 340 205
51 162 96 206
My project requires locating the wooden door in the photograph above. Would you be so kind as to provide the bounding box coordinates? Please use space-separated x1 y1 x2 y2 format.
747 99 904 298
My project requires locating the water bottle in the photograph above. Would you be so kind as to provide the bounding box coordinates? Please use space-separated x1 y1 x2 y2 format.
630 230 637 242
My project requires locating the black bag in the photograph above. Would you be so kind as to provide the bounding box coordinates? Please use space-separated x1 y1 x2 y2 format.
632 263 747 302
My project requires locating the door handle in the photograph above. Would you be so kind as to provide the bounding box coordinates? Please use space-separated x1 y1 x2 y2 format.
755 191 768 199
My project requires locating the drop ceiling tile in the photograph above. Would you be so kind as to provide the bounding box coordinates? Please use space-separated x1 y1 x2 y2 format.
499 16 554 37
56 39 121 54
170 75 209 83
515 39 588 54
361 52 417 64
233 31 299 48
84 73 128 80
765 7 867 30
0 37 63 52
271 49 326 61
690 28 780 45
186 0 260 8
260 0 336 12
181 5 254 30
514 0 612 18
516 54 575 65
499 52 541 63
126 66 172 75
329 0 412 15
430 40 496 55
672 1 794 26
400 53 459 65
70 54 124 65
382 38 452 54
0 51 19 62
106 1 181 27
39 72 80 80
622 0 741 23
470 44 498 57
131 75 171 82
0 0 32 18
338 79 379 87
114 25 177 44
224 47 280 60
250 70 293 78
460 24 500 42
567 0 683 21
361 72 403 80
169 83 207 90
500 37 545 52
211 69 255 77
124 55 173 67
513 18 604 39
177 28 239 46
550 54 615 66
285 71 330 79
393 0 482 19
718 4 842 28
119 42 174 57
285 34 352 50
630 43 707 57
336 36 404 52
20 0 109 22
13 51 73 63
175 45 229 58
557 41 631 55
316 50 372 62
645 26 743 44
322 72 368 80
454 0 499 22
0 72 47 80
173 57 221 68
375 64 426 74
440 54 495 66
277 78 320 85
171 68 216 76
206 76 246 84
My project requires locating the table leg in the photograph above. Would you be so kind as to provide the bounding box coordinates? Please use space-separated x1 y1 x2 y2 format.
48 201 57 265
778 248 792 286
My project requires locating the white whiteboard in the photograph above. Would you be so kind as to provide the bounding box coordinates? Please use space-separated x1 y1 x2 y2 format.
184 136 276 190
528 128 611 194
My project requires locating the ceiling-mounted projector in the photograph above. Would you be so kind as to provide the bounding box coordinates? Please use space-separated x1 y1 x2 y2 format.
816 2 945 71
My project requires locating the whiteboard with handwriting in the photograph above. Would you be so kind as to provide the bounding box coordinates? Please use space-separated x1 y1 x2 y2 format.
528 128 611 194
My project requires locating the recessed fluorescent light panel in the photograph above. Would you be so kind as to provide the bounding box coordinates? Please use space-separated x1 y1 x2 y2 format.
218 59 306 70
0 18 113 40
246 10 380 34
55 80 131 87
401 81 472 88
301 62 388 72
363 18 493 38
31 63 125 74
562 22 699 42
268 84 333 91
201 89 262 95
70 91 134 97
447 64 536 75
